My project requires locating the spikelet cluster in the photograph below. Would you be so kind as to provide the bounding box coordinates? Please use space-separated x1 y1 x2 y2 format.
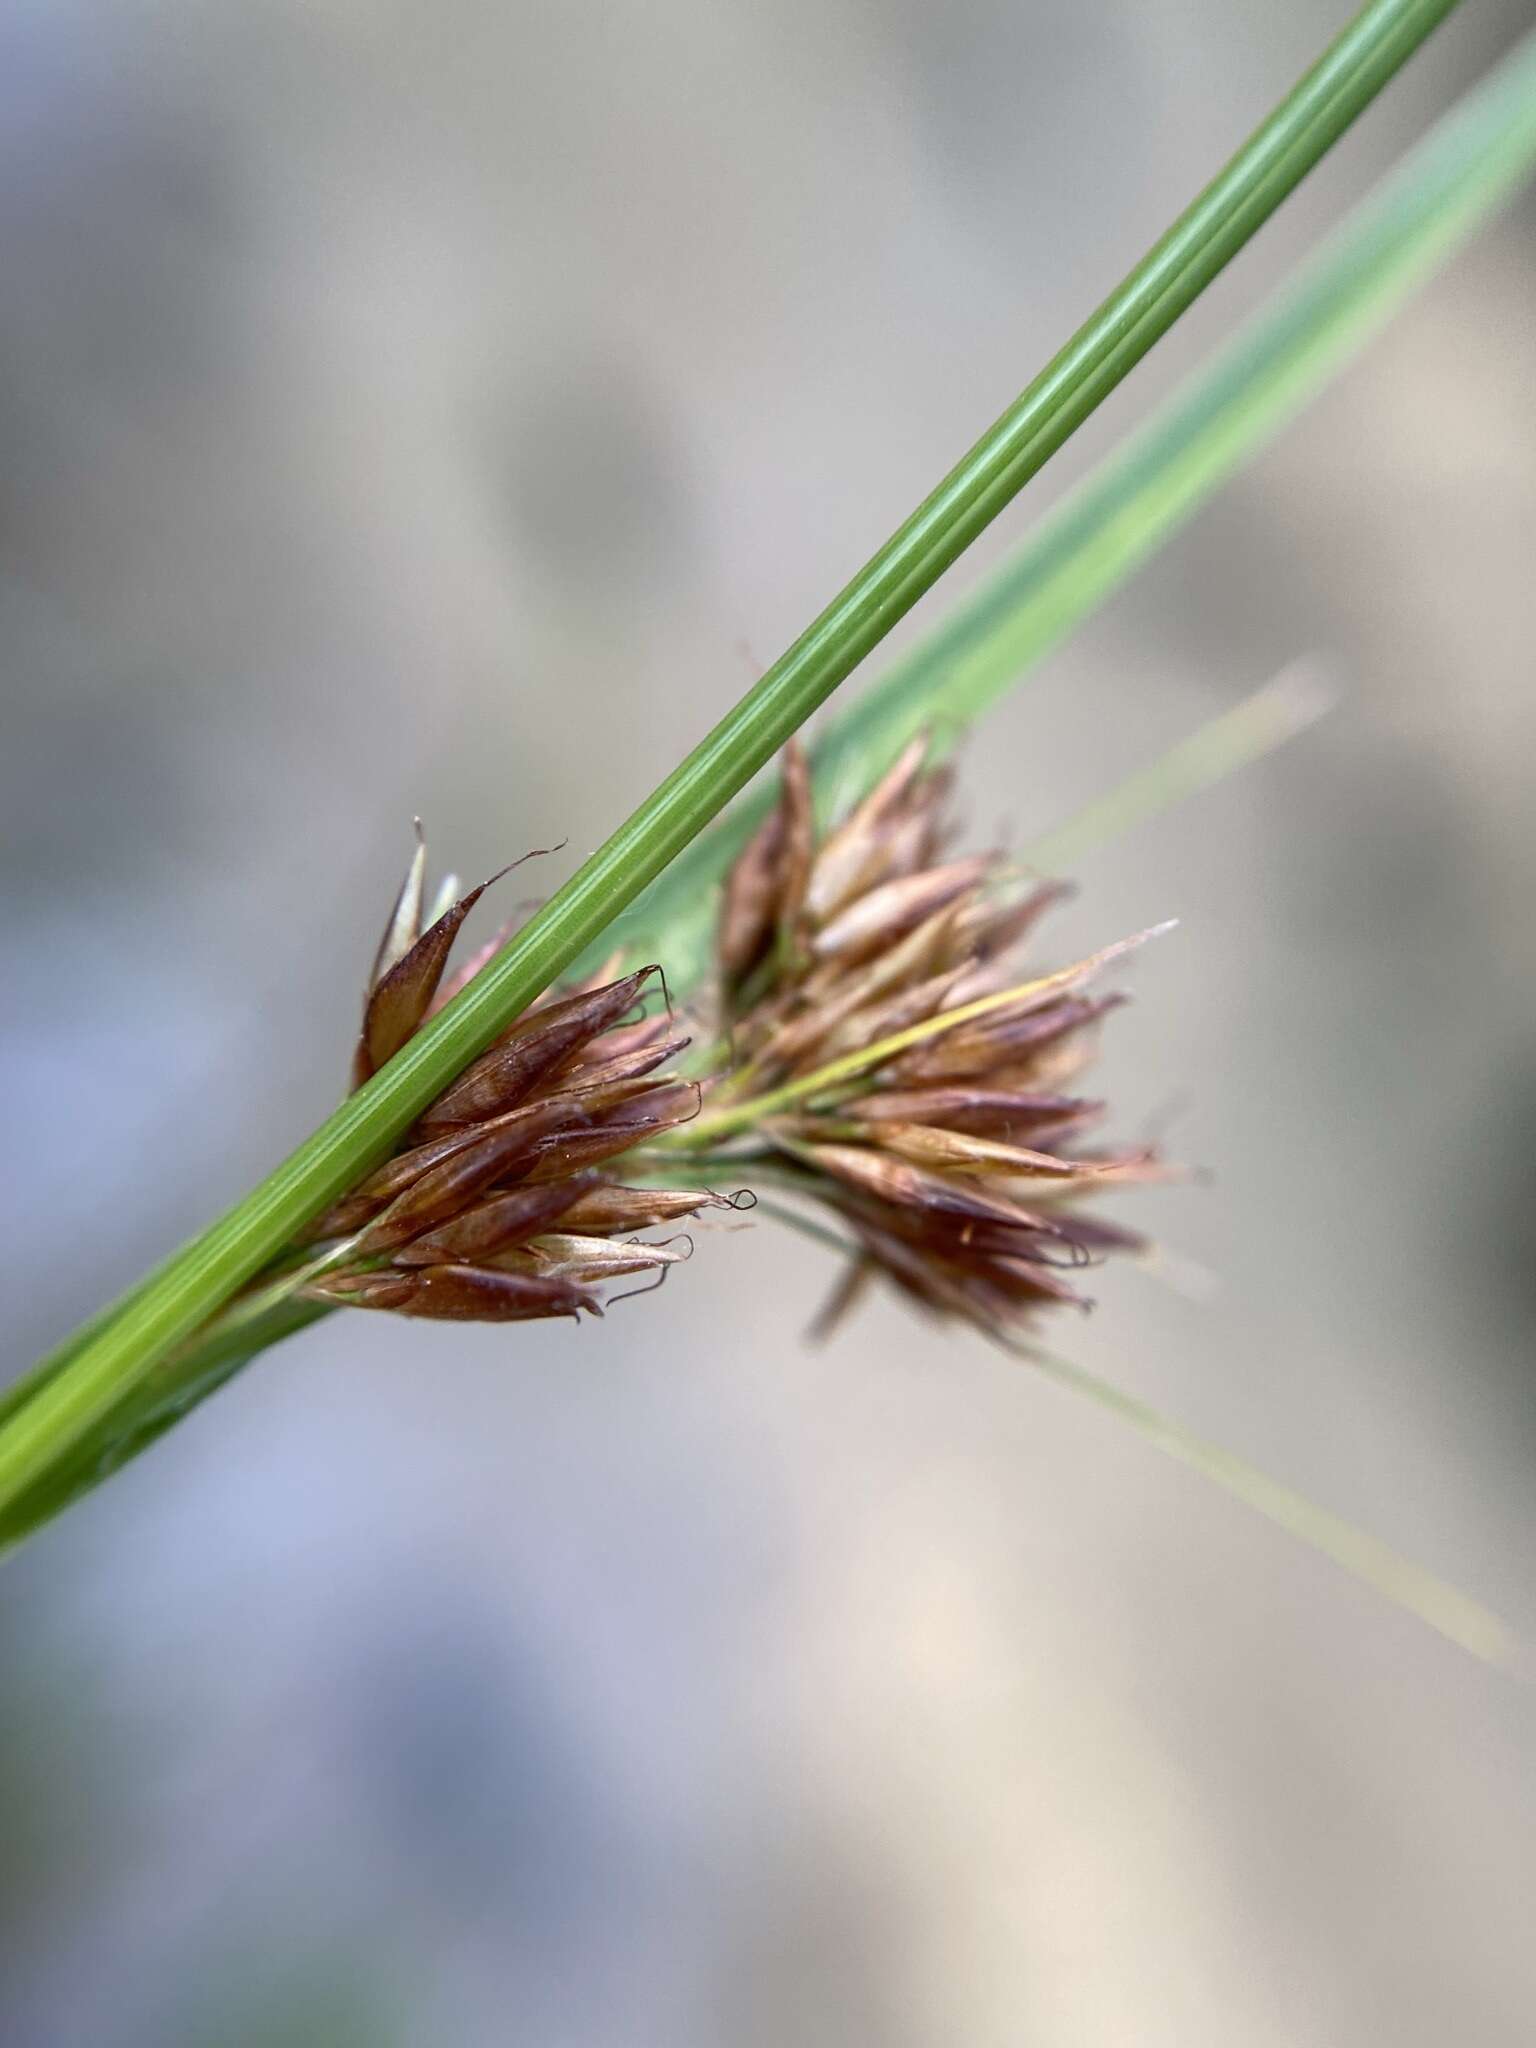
301 832 728 1324
300 733 1166 1342
714 738 1167 1339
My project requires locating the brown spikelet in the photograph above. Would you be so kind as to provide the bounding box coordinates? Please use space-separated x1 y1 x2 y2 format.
832 1123 1107 1182
809 854 993 965
521 1081 701 1179
776 737 815 948
558 1184 725 1233
718 806 785 990
311 1263 602 1323
708 737 1174 1340
388 1178 597 1267
849 1087 1105 1140
357 1097 594 1252
803 734 928 923
558 1033 692 1097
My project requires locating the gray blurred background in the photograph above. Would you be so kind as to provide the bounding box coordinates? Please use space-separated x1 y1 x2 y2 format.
3 3 1535 2043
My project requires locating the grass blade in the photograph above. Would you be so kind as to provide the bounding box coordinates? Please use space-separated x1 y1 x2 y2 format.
671 1169 1516 1666
1023 1345 1516 1667
1022 660 1334 873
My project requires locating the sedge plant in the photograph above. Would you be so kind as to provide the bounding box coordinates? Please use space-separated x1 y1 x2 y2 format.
4 2 1535 1667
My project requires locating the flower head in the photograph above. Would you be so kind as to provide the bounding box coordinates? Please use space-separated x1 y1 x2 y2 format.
708 739 1171 1339
302 830 730 1323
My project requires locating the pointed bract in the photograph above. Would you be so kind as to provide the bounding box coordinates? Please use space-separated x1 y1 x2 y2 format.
310 832 703 1325
353 878 492 1086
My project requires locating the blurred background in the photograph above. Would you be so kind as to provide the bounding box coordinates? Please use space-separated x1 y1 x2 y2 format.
3 2 1535 2042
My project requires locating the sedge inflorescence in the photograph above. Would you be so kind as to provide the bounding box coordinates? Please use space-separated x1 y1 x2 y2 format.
703 736 1169 1339
298 833 732 1324
301 736 1167 1339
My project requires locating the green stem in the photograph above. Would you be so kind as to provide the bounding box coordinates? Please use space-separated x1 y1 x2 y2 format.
0 0 1460 1518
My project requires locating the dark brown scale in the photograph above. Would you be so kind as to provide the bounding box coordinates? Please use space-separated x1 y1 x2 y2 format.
565 1011 677 1072
776 737 815 948
546 1034 690 1098
306 1107 521 1240
719 803 786 990
390 1176 598 1267
390 1264 600 1322
849 1088 1105 1136
558 1185 718 1233
558 1071 694 1119
358 1097 594 1252
889 993 1124 1083
418 967 660 1129
782 1140 1071 1241
522 1084 700 1179
353 878 493 1086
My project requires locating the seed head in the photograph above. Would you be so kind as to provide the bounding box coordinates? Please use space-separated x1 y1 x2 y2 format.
304 831 724 1324
713 740 1172 1340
